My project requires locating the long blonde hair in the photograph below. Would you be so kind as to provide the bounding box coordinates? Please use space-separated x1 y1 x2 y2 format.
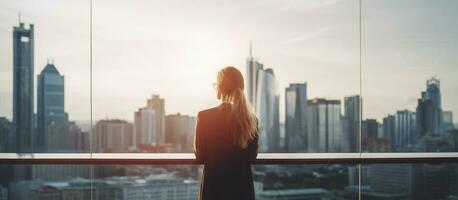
217 66 258 148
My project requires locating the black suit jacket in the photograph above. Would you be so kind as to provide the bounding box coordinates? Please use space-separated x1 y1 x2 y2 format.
194 103 258 200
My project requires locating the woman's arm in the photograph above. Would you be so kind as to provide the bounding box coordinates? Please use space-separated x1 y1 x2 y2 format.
247 134 258 162
194 112 205 164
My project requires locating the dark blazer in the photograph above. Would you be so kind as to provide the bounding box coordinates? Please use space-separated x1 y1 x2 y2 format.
194 103 258 200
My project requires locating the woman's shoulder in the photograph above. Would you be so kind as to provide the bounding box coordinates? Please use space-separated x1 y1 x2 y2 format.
197 104 226 119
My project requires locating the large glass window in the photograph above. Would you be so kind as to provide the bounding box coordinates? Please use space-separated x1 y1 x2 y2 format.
0 0 457 200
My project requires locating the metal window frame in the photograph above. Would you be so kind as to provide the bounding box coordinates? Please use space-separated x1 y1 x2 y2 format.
1 153 458 165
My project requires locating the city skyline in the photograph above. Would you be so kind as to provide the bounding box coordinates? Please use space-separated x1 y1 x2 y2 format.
0 0 457 123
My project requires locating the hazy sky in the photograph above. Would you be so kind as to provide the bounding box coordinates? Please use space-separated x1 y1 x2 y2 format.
0 0 457 123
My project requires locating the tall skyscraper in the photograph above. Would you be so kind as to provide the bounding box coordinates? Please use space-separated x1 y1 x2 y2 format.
417 77 442 136
147 95 166 145
134 107 156 145
344 95 361 152
94 119 134 152
37 62 69 152
255 69 280 152
246 45 280 152
12 22 34 153
246 43 264 109
307 98 343 152
285 83 308 152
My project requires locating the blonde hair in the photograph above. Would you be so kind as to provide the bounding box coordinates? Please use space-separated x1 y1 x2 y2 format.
217 66 258 148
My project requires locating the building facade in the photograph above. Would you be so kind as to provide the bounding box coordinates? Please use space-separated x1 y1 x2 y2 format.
37 63 69 152
94 120 134 152
285 83 308 152
12 22 34 153
134 107 156 146
344 95 361 152
307 98 344 153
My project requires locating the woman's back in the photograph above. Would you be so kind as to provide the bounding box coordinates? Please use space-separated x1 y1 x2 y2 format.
195 103 258 200
194 66 258 200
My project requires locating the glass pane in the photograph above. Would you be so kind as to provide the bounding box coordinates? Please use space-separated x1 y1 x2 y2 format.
362 0 458 152
0 1 91 153
92 0 360 153
0 165 92 200
362 163 458 200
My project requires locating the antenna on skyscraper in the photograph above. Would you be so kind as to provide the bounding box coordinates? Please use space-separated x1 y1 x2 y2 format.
18 12 21 24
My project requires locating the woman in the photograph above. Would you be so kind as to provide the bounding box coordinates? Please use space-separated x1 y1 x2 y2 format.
194 66 259 200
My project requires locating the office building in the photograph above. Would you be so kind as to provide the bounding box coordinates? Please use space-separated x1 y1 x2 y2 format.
382 114 396 151
417 77 442 136
147 95 166 145
256 68 280 152
285 83 308 152
362 119 379 139
307 98 344 152
37 62 69 152
344 95 361 152
165 113 196 152
246 46 280 152
94 119 134 152
134 107 156 146
394 110 417 150
12 22 35 153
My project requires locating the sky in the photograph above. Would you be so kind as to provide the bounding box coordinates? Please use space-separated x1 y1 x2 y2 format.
0 0 457 123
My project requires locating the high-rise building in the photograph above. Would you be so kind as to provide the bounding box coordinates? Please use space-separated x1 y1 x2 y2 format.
394 110 417 150
307 98 343 152
94 119 134 152
134 107 156 146
37 63 69 152
246 45 280 152
246 43 264 109
285 83 308 152
165 113 196 152
417 77 442 136
382 114 395 151
344 95 361 152
147 95 166 145
255 69 280 152
12 22 34 153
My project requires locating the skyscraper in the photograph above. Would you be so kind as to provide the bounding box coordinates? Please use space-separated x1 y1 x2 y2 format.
37 62 68 152
12 22 34 153
417 77 442 136
246 43 264 109
344 95 361 152
255 69 280 152
245 45 280 152
285 83 308 152
134 107 156 145
307 98 343 152
147 95 166 145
